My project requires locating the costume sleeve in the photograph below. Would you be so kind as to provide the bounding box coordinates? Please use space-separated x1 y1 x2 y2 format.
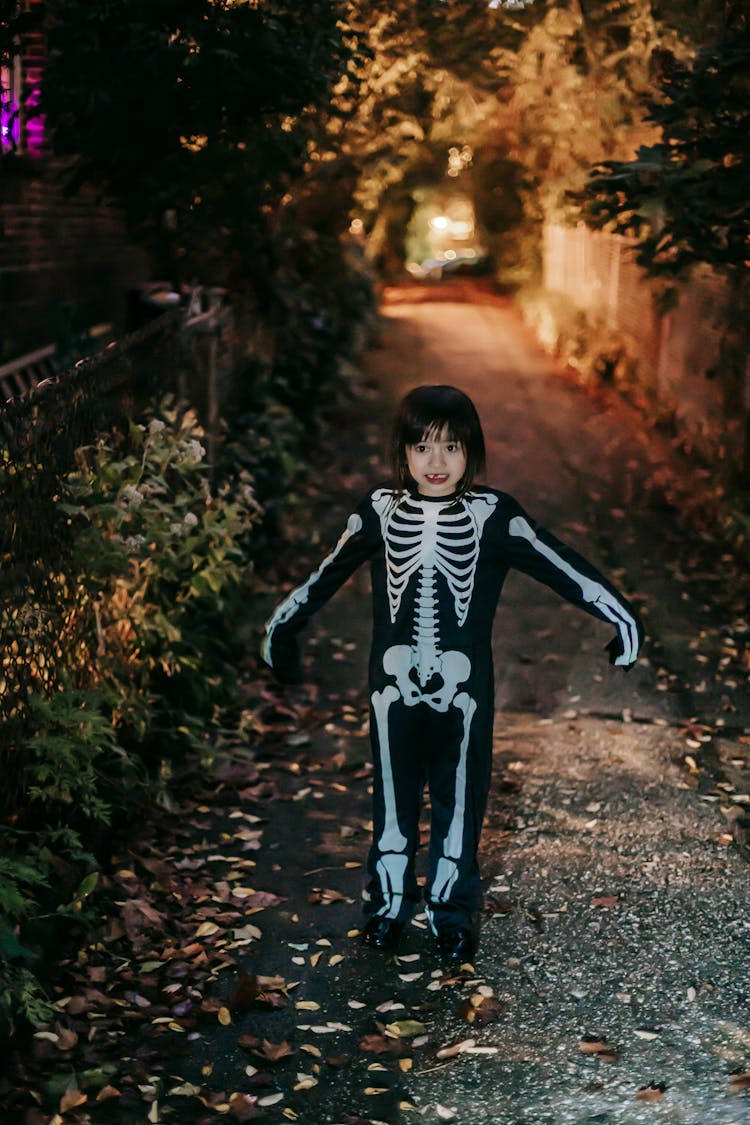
261 492 380 684
500 497 644 668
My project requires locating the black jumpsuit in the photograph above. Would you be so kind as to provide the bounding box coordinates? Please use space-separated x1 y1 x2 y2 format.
262 485 643 935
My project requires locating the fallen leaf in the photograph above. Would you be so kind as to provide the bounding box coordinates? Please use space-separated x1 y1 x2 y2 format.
95 1086 121 1102
229 1092 262 1120
484 894 513 915
436 1038 476 1060
456 996 502 1025
359 1034 403 1054
195 921 221 938
233 923 263 942
592 895 620 908
230 970 260 1011
636 1083 666 1101
59 1088 87 1113
385 1019 426 1039
257 1092 285 1107
56 1026 78 1051
167 1083 202 1097
218 1007 232 1025
578 1036 608 1054
254 1039 295 1063
293 1076 319 1091
307 888 352 905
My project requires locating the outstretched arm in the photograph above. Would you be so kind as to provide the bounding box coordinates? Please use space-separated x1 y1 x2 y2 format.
261 494 379 683
503 502 644 668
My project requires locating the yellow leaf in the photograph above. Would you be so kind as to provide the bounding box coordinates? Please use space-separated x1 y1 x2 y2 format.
399 1058 413 1072
364 1087 389 1095
436 1039 479 1057
195 922 220 938
218 1007 232 1025
295 1001 320 1011
95 1085 121 1102
293 1078 318 1091
385 1019 426 1039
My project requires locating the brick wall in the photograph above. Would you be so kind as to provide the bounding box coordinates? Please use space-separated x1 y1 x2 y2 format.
0 160 151 362
0 1 151 362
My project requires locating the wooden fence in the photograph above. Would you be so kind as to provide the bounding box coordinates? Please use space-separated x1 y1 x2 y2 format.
536 224 749 477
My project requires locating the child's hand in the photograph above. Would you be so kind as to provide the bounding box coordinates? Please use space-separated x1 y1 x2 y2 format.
265 634 304 685
605 633 636 670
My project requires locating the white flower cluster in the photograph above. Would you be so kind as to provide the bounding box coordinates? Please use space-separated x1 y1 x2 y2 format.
148 418 166 434
181 439 206 464
170 511 201 537
125 534 146 552
121 484 145 508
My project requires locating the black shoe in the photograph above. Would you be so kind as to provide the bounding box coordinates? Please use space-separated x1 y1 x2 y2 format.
361 915 405 953
437 927 477 970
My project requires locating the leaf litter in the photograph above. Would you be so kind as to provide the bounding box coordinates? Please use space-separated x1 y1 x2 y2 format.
7 409 750 1124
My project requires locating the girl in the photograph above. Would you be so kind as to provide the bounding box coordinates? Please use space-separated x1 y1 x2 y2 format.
262 385 643 969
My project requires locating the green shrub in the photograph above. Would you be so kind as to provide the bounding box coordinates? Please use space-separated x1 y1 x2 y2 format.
61 401 260 762
0 402 261 1035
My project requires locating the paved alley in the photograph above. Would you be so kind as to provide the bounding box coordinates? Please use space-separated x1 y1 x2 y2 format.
10 292 750 1125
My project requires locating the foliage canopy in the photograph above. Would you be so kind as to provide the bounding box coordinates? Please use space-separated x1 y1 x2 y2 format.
41 0 351 280
582 11 750 276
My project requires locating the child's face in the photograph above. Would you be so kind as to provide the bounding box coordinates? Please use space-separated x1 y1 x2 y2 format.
405 427 467 497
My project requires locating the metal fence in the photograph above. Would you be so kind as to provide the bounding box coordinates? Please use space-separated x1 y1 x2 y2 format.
0 296 234 797
541 224 746 472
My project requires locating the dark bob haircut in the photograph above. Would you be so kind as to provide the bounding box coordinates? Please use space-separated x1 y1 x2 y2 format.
390 385 486 498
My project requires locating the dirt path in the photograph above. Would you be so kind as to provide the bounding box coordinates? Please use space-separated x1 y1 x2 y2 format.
9 291 750 1125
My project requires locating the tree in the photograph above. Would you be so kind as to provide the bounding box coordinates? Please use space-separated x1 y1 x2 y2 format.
581 7 750 276
41 0 351 285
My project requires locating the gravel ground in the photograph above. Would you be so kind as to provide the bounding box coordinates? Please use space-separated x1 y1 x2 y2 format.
9 289 750 1125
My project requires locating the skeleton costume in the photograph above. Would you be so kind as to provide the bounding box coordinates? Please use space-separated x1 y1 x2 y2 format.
262 484 642 935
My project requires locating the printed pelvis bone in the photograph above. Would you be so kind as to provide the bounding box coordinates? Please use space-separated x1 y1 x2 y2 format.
382 643 470 712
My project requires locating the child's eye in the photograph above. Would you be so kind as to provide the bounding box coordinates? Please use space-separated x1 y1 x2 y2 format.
415 444 427 453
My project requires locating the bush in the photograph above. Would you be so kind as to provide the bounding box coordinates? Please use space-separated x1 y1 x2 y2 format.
60 402 260 762
0 402 260 1034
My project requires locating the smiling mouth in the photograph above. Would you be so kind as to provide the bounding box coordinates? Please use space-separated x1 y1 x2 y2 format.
426 474 448 482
